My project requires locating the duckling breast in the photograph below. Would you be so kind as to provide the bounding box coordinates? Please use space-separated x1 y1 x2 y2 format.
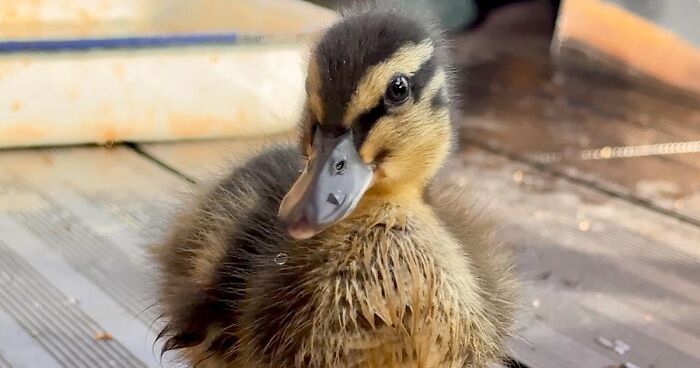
154 148 515 368
231 210 507 368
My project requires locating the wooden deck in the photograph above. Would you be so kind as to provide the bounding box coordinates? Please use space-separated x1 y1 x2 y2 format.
1 2 699 367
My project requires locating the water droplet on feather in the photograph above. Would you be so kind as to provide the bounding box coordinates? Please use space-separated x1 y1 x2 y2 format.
274 253 288 265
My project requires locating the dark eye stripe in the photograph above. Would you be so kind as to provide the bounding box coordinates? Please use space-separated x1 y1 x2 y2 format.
349 54 438 148
314 14 430 128
410 54 437 100
431 87 447 110
351 99 386 148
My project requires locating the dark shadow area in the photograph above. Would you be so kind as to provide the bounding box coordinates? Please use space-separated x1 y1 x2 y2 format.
504 356 531 368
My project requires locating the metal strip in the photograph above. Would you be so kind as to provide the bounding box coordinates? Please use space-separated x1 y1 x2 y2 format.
0 292 64 368
0 235 147 368
0 32 242 53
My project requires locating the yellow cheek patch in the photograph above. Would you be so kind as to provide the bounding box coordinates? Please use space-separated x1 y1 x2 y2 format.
357 66 451 191
343 40 435 126
357 69 448 162
359 133 383 163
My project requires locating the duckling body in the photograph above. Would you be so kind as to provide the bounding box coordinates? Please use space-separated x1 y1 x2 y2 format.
153 2 516 367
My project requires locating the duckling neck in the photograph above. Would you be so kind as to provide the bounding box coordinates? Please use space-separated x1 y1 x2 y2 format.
367 175 430 201
349 185 428 224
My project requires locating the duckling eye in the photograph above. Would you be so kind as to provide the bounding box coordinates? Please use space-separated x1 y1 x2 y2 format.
384 75 410 105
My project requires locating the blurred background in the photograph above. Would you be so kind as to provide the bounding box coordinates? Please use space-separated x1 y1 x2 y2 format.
0 0 699 367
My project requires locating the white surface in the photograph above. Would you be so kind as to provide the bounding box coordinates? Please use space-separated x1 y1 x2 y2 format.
0 43 309 148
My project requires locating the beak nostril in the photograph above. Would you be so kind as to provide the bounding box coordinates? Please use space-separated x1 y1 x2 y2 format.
327 192 340 205
334 159 347 174
327 189 346 207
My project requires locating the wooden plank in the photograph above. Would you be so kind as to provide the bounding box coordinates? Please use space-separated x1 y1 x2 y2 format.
453 48 700 140
446 147 700 368
602 0 700 48
452 4 700 226
453 42 700 225
454 49 700 138
0 237 148 368
458 94 700 221
0 146 189 366
140 132 295 182
453 3 700 144
553 0 700 95
141 138 700 368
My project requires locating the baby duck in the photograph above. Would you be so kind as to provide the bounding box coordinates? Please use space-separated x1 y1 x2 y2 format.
153 3 517 367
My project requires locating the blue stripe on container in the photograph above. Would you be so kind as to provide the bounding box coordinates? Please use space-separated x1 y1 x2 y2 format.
0 32 247 53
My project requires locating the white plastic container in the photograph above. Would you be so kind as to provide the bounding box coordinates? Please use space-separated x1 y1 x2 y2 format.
0 0 337 148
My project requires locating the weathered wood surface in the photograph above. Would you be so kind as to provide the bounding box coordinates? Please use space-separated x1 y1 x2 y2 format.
453 3 700 227
451 148 700 368
0 147 188 367
1 2 699 368
140 132 295 182
554 0 700 95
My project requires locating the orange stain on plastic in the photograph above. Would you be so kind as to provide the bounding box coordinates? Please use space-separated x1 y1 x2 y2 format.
10 100 22 112
65 88 80 100
168 114 218 137
111 63 125 80
0 124 46 143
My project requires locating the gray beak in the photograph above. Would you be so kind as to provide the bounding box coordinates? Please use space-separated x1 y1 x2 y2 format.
279 130 373 239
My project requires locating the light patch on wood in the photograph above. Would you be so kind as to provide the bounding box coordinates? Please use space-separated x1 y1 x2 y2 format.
343 40 434 126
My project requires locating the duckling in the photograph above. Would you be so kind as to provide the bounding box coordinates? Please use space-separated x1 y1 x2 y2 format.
152 2 517 367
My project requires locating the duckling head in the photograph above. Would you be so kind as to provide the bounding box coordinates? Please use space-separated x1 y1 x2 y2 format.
279 3 454 239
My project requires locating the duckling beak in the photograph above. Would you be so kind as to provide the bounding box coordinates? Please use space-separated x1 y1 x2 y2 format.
279 130 373 240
